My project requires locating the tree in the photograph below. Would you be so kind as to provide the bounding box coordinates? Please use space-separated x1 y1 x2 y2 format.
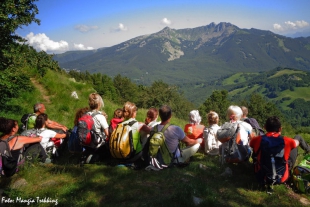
242 93 284 128
0 0 40 70
113 74 139 104
199 90 231 124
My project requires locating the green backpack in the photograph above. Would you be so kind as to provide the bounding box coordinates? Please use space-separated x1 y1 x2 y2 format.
147 124 175 170
292 154 310 193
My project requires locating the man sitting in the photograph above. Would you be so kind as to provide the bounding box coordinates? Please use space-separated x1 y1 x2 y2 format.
249 116 310 191
27 103 68 132
157 105 202 163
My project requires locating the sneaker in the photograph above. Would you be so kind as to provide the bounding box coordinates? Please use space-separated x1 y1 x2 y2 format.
208 148 219 156
266 185 274 195
44 158 52 164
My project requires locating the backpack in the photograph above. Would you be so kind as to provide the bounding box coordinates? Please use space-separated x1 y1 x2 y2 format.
244 118 265 136
292 155 310 193
68 126 82 153
20 113 35 131
221 124 249 164
77 112 102 148
255 135 286 185
216 122 238 143
109 120 137 159
146 124 176 170
20 128 42 137
0 136 18 177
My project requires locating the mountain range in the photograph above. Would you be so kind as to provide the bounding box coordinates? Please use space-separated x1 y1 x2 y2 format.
54 22 310 86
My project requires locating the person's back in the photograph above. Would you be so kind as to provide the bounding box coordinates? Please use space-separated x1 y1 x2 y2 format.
219 105 253 163
34 114 66 151
109 108 124 135
241 106 264 136
158 105 202 162
249 116 303 190
184 110 204 140
87 93 109 143
204 111 221 155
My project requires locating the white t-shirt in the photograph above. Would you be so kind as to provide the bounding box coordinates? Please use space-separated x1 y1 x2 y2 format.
37 128 57 149
236 120 252 145
87 110 109 137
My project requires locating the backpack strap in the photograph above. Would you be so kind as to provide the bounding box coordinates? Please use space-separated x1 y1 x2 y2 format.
160 123 171 133
0 136 17 157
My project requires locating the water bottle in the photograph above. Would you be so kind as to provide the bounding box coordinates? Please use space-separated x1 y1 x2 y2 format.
271 156 276 180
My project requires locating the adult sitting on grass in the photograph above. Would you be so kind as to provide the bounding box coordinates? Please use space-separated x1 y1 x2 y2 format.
158 105 202 163
0 117 49 171
184 110 205 150
249 116 310 191
27 103 68 133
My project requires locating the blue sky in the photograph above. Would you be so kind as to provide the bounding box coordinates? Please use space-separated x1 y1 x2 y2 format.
17 0 310 54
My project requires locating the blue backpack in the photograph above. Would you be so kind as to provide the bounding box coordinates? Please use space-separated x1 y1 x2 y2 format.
255 135 286 185
68 126 83 153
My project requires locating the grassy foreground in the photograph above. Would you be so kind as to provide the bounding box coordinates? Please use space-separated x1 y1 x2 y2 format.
1 150 310 207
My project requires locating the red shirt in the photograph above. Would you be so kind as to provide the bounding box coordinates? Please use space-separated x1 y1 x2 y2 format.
249 132 297 183
184 124 204 140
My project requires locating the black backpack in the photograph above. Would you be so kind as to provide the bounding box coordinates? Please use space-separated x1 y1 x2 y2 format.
0 136 18 177
255 135 286 185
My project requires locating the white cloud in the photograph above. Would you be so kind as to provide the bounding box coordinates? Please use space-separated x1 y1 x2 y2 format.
118 23 128 31
25 32 68 53
161 18 172 25
75 24 99 32
110 23 128 33
73 43 94 50
273 20 309 32
294 20 309 28
273 23 284 31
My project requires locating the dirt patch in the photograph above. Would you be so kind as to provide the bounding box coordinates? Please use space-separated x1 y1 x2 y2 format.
30 78 51 104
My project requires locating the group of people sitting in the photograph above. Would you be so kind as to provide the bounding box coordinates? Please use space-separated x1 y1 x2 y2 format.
1 92 310 190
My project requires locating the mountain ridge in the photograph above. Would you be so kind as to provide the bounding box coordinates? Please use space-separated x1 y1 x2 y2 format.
54 22 310 85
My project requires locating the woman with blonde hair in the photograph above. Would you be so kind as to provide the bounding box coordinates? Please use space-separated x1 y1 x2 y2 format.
203 111 221 155
110 101 150 167
80 93 110 164
87 93 109 143
122 101 150 152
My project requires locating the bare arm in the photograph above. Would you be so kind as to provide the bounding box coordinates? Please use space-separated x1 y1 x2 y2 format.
9 136 42 150
181 136 202 146
46 119 68 132
294 139 300 147
54 133 67 139
104 128 109 139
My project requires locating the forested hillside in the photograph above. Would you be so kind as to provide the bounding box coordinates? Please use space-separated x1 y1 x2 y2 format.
54 22 310 85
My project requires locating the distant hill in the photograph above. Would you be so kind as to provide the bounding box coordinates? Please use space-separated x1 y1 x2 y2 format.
185 67 310 127
54 22 310 85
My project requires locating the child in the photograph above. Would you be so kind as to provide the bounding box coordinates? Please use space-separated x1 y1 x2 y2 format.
108 108 124 138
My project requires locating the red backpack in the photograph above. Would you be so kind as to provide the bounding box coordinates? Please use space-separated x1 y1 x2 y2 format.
77 112 101 148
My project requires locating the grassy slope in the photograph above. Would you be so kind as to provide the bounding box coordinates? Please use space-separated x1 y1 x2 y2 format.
1 69 310 206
